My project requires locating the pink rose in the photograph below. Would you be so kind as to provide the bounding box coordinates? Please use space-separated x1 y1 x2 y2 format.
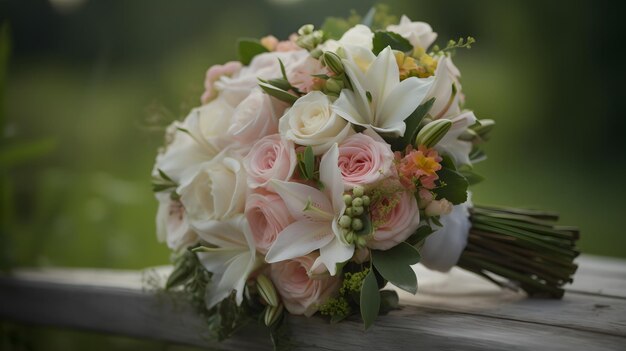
337 132 394 189
228 89 287 146
201 61 242 104
243 134 297 189
369 190 420 250
270 253 340 316
245 191 294 254
216 50 309 106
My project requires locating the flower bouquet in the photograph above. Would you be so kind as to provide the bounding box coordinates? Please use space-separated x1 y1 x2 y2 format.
151 5 579 348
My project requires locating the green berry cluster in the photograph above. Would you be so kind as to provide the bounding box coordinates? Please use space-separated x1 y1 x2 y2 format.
338 186 371 248
339 268 370 295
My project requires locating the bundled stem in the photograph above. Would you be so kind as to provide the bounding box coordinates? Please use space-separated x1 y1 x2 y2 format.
457 205 579 298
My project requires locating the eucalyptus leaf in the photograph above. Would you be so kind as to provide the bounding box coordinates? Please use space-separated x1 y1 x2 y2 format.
372 31 413 55
460 169 484 185
372 242 420 294
359 269 380 330
238 38 269 65
434 167 469 205
406 225 434 246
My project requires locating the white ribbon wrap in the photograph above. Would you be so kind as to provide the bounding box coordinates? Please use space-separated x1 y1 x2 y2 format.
419 198 472 272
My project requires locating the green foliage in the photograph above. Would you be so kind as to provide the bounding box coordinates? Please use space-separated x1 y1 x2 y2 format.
237 38 269 65
372 31 413 55
460 168 485 185
318 296 351 322
434 167 469 204
151 169 177 193
406 225 435 246
258 81 298 104
359 269 380 330
391 97 435 151
431 36 476 56
372 242 420 294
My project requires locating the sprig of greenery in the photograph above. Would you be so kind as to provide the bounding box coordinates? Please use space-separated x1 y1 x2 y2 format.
431 36 476 56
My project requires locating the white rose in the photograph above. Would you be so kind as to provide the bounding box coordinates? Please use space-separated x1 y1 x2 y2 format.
216 50 309 106
227 88 286 146
420 196 472 272
387 15 437 49
178 149 247 227
152 120 209 185
279 91 353 155
155 192 198 251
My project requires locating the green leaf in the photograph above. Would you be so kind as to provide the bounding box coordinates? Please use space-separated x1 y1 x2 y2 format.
303 146 314 179
460 169 484 185
406 225 434 246
434 167 469 205
372 31 413 55
397 97 435 150
372 242 420 294
238 38 269 65
158 169 174 182
359 269 380 330
258 81 298 104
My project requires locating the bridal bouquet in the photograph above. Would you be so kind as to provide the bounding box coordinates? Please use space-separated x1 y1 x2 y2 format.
151 6 579 347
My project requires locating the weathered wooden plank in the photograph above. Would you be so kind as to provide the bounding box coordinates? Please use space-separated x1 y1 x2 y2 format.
398 265 626 336
568 256 626 298
1 255 625 350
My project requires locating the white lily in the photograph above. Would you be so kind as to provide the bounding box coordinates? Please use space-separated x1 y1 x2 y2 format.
265 144 354 276
332 46 434 137
194 215 261 309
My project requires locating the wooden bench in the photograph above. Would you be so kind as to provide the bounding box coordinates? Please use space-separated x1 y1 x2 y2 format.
1 255 625 350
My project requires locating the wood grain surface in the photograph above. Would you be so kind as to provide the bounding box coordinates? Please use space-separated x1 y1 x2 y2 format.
0 255 624 350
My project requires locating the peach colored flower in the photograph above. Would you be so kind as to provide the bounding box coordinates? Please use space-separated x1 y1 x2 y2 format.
288 56 328 93
260 35 279 51
337 132 394 189
270 253 341 316
243 134 297 189
201 61 242 104
396 145 442 191
276 34 300 52
245 190 294 254
369 190 420 250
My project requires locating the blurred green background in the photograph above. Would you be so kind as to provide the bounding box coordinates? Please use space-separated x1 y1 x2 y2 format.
0 0 625 349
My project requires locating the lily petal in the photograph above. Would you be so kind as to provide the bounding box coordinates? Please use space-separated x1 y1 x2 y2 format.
271 180 334 222
312 236 355 276
265 221 334 263
319 144 346 214
378 75 434 131
192 214 247 248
